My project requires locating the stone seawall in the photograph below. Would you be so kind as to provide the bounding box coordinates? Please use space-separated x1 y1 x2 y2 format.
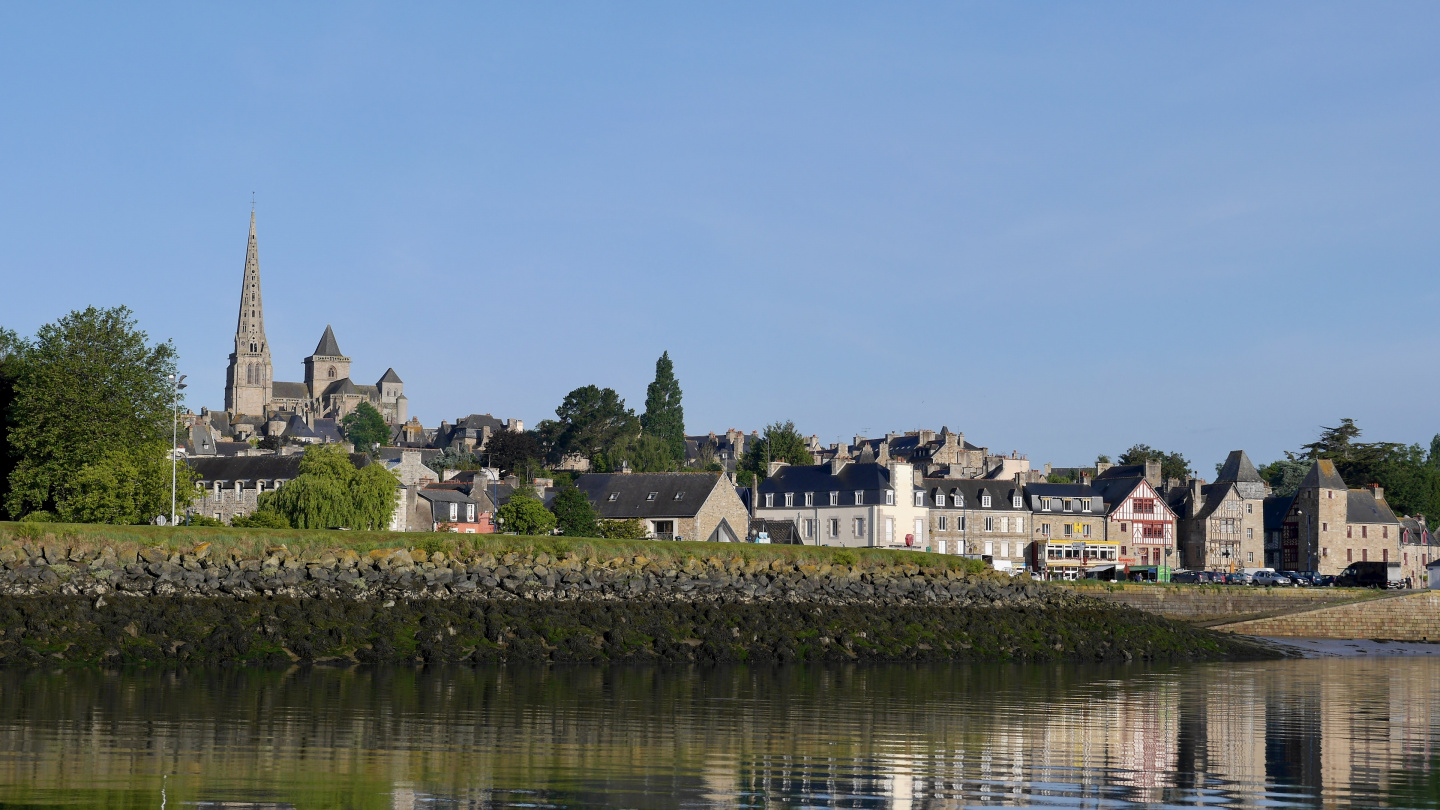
1214 591 1440 640
1064 583 1383 624
0 540 1281 665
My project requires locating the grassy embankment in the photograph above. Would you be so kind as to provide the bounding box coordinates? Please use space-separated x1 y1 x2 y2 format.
0 521 979 572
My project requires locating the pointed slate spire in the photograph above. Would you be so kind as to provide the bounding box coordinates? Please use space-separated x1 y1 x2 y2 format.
1299 459 1347 490
1215 450 1263 483
314 324 343 357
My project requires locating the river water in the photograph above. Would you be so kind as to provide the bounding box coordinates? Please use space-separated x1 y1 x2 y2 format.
1 656 1438 809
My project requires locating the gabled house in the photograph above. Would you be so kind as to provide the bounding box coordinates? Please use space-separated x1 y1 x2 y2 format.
1278 460 1402 575
577 471 749 543
1092 465 1178 569
1399 516 1436 587
415 487 493 534
754 460 928 549
1169 450 1268 572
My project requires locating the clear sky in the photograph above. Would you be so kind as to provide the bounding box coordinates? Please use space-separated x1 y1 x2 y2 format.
2 3 1438 475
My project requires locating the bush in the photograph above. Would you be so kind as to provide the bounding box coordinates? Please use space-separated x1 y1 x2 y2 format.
185 514 226 527
832 550 857 566
230 510 291 529
18 511 57 523
598 518 648 540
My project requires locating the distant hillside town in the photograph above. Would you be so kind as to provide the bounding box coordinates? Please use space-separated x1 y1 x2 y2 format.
164 215 1437 585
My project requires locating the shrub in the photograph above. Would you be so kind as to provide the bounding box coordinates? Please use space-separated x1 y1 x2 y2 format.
598 518 648 540
185 514 226 527
230 510 291 529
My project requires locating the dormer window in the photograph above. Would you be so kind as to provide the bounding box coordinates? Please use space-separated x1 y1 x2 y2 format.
914 491 924 507
855 490 864 505
1082 499 1092 513
1064 499 1073 512
935 493 945 507
673 491 685 500
784 493 794 507
885 490 895 506
830 491 839 506
764 493 774 508
1012 496 1022 509
981 495 991 508
804 492 813 507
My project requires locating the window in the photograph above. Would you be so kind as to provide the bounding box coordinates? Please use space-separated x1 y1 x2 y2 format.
956 494 964 508
828 518 839 538
1362 549 1369 562
1013 496 1022 508
1015 518 1024 533
914 491 924 507
1083 524 1092 538
959 516 967 531
674 491 686 500
1120 522 1127 532
466 503 475 522
448 502 458 521
784 493 793 507
764 493 774 508
327 366 337 379
938 516 948 531
1248 552 1255 562
1082 499 1092 513
829 492 839 506
804 492 813 507
984 541 993 556
982 495 992 507
854 517 866 537
1246 503 1253 514
804 519 816 538
1383 526 1388 539
885 490 895 506
1134 498 1155 514
1121 545 1127 555
1361 525 1367 538
1041 523 1051 537
1322 547 1328 557
1063 523 1073 538
984 517 994 532
1347 526 1352 538
1328 490 1333 499
1383 548 1389 562
1347 548 1353 562
855 490 864 505
1142 525 1164 539
1247 528 1254 539
999 517 1009 533
608 493 618 502
1063 499 1072 512
885 518 894 541
1041 497 1051 511
647 492 659 501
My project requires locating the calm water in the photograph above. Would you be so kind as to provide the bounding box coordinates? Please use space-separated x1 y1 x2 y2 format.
1 658 1438 809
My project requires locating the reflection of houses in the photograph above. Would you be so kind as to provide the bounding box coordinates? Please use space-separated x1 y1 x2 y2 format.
577 471 749 542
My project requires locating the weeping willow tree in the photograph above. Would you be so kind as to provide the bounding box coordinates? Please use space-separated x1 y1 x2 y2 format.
258 444 399 530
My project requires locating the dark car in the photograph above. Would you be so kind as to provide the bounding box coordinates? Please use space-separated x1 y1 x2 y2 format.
1337 561 1402 589
1314 574 1336 587
1282 571 1313 586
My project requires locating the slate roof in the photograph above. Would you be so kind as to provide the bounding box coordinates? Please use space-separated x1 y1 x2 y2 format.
417 488 480 506
757 463 892 498
1090 475 1146 509
313 418 344 444
213 441 253 457
378 368 402 384
282 414 317 440
577 472 722 519
456 413 505 431
1346 489 1400 525
189 455 303 482
324 378 359 397
1263 494 1295 531
921 478 1025 510
313 325 344 357
1300 459 1347 490
1215 450 1264 484
375 446 444 466
272 381 309 400
1095 464 1147 481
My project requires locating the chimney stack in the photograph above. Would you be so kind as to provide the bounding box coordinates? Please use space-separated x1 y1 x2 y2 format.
1369 483 1385 502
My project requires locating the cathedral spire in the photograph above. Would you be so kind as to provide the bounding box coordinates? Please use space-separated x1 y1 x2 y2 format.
225 210 274 416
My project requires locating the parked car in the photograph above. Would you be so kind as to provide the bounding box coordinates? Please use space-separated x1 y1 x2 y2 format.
1314 574 1336 587
1227 571 1253 585
1280 571 1313 586
1337 561 1403 589
1252 570 1292 586
1171 571 1200 583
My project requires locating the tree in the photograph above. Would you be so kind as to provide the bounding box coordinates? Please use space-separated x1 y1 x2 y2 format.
0 328 26 513
497 485 556 535
1259 455 1310 498
5 307 177 519
229 510 290 529
740 421 814 480
550 486 599 537
640 351 685 464
538 385 639 465
1301 418 1363 460
341 402 390 454
484 428 543 476
1116 444 1193 482
598 518 649 539
52 444 194 524
259 444 398 529
601 433 680 473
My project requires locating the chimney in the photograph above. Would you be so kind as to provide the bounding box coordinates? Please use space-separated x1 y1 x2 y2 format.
1190 477 1203 517
1144 460 1162 488
767 461 788 477
619 460 632 474
1081 470 1092 486
1369 483 1385 502
831 456 849 476
1096 461 1112 476
886 432 900 442
919 429 935 444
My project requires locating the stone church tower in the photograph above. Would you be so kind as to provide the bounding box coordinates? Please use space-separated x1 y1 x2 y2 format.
224 212 273 416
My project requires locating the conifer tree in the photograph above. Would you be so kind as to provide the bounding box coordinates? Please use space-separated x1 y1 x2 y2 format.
640 351 685 464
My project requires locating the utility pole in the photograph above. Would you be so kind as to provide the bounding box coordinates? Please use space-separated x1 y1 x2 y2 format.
168 373 187 525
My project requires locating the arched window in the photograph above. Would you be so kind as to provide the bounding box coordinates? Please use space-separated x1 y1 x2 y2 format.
327 366 337 379
245 364 254 384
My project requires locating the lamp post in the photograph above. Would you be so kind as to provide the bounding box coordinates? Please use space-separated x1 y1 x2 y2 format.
168 373 187 526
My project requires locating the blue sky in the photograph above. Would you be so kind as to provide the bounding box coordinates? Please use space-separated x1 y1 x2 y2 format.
2 3 1438 474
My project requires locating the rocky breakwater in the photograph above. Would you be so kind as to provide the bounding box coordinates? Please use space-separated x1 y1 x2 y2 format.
0 541 1280 665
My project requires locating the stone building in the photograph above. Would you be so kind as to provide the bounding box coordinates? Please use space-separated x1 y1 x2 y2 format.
577 471 749 543
1274 460 1402 576
1398 516 1437 587
1169 450 1268 572
186 454 372 525
1024 482 1112 580
922 475 1031 569
223 212 408 425
814 428 1031 479
753 460 929 549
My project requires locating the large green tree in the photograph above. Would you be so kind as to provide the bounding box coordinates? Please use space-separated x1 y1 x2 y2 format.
550 486 599 537
5 307 178 519
497 485 556 535
1116 443 1193 482
1258 455 1310 498
537 385 639 465
258 444 398 529
340 401 390 454
484 428 544 477
53 444 195 524
640 351 685 464
740 420 814 481
0 328 26 512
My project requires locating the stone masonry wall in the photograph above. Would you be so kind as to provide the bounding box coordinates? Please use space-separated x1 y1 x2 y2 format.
1214 591 1440 640
1067 583 1383 623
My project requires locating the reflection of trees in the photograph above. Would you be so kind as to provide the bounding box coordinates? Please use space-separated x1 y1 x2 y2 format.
0 660 1436 808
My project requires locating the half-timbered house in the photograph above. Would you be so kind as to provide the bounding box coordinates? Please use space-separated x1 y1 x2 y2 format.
1092 465 1178 569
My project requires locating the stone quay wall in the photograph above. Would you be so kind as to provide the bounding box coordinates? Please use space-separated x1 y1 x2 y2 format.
1214 591 1440 640
0 541 1086 610
1063 583 1384 624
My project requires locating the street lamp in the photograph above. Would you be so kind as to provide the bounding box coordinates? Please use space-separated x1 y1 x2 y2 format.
168 373 187 526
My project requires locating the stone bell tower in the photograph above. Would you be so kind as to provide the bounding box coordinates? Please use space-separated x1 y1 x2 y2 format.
224 211 274 416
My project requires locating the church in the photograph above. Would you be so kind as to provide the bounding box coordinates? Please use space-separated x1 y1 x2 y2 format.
224 212 408 426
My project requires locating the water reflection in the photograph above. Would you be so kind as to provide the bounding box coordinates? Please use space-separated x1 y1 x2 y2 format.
0 658 1437 809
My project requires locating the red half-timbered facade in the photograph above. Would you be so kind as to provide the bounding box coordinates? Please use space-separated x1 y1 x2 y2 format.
1093 470 1178 569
